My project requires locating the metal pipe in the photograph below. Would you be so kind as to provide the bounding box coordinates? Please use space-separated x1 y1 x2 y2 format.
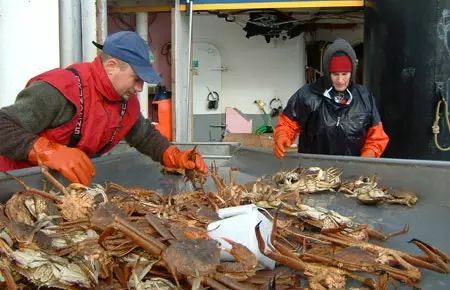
186 0 194 141
59 0 82 67
81 0 97 61
136 12 150 118
96 0 108 44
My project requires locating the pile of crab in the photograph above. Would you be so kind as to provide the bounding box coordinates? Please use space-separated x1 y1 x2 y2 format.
272 166 418 206
0 164 447 290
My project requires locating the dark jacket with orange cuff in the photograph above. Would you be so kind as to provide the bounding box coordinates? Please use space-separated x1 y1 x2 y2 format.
276 78 389 157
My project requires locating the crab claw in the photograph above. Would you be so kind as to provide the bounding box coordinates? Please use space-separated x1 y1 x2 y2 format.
408 239 450 273
217 237 258 272
255 221 308 272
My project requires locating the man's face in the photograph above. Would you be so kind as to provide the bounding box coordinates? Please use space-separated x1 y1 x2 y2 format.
330 72 351 92
107 60 144 99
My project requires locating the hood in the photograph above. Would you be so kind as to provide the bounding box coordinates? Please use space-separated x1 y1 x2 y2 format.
322 38 358 82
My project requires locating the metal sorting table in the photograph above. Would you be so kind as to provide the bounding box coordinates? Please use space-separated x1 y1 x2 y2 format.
1 143 449 289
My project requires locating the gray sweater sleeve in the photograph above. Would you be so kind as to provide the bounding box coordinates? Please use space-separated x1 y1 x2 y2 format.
0 81 75 161
125 114 171 162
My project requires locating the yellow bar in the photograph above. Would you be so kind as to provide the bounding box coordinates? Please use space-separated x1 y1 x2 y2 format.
190 1 364 10
110 1 364 13
111 5 173 13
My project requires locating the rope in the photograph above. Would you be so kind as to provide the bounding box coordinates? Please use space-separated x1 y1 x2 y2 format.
432 95 450 151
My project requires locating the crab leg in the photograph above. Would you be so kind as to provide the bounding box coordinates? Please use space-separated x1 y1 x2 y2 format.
408 239 449 273
376 272 389 290
5 172 63 203
0 263 17 290
270 209 300 258
319 233 446 274
187 277 207 290
217 238 257 273
256 222 308 272
300 234 425 285
99 216 165 256
4 168 67 203
213 273 258 290
41 166 70 195
302 252 414 285
367 224 409 241
409 238 450 262
145 213 173 241
203 276 232 290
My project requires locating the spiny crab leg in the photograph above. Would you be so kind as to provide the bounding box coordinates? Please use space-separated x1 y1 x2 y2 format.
99 215 166 256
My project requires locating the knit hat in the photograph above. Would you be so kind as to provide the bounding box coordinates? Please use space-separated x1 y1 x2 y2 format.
329 54 352 73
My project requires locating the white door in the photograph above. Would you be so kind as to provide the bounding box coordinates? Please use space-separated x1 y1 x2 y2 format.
192 42 223 114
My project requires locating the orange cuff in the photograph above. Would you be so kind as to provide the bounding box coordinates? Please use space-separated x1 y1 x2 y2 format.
274 113 301 144
361 123 389 158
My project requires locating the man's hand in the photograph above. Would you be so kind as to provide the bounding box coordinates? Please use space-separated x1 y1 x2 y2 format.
273 133 291 159
28 137 95 185
162 145 208 174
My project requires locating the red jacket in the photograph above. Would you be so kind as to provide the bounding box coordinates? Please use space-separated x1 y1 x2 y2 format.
0 57 140 170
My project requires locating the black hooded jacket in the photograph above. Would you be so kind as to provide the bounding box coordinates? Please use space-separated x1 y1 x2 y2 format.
282 38 383 156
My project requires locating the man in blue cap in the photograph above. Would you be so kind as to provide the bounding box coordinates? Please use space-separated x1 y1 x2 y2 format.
0 31 207 185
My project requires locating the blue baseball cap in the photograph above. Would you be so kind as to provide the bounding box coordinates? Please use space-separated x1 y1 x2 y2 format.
93 31 161 84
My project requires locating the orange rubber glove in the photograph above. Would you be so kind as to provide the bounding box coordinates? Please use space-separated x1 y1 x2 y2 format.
162 145 208 174
360 149 377 157
273 131 291 159
273 113 300 159
360 123 389 158
28 137 95 185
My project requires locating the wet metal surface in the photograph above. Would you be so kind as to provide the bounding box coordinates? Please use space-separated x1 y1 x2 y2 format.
1 145 449 288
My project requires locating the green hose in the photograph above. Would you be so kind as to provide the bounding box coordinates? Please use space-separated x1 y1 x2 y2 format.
255 109 273 135
255 124 274 135
253 100 274 135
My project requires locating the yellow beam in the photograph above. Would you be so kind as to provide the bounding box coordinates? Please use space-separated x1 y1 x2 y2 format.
110 1 364 13
110 5 173 13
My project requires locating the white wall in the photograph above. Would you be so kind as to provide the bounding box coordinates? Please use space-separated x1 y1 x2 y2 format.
0 0 60 108
314 26 364 45
193 15 305 115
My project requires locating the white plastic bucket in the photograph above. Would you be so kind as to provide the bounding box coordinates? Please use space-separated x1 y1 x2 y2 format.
207 204 276 270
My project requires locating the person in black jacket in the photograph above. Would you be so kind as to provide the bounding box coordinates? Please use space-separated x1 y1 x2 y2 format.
273 38 389 159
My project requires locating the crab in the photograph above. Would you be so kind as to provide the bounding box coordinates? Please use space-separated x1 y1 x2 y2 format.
7 168 104 222
95 202 259 289
273 167 342 194
0 238 98 289
339 176 418 207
